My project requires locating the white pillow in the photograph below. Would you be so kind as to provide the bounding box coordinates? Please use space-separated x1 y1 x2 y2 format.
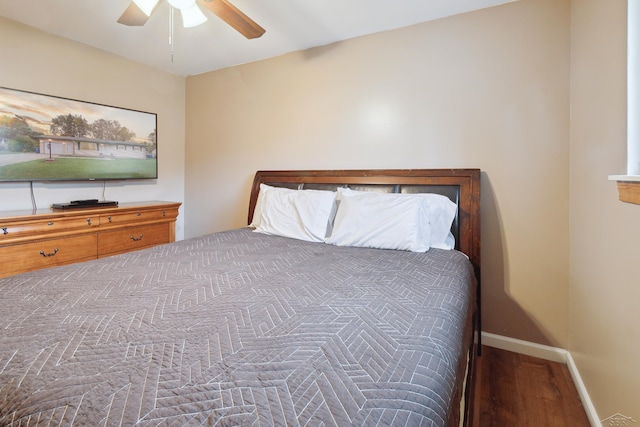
326 189 432 252
326 188 458 251
412 192 458 250
251 184 336 242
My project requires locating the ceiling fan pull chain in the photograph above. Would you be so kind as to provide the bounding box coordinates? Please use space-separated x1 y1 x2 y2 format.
169 6 175 62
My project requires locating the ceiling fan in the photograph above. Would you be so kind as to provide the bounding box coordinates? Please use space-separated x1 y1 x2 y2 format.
118 0 265 39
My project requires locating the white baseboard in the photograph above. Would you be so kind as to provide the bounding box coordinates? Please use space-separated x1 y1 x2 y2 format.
481 332 601 426
565 352 602 427
481 331 567 363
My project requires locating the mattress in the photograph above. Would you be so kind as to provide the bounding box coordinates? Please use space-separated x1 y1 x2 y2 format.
0 228 475 426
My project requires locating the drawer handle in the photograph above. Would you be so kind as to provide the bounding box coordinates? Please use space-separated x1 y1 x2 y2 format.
107 216 112 223
1 227 7 235
87 218 92 225
136 213 142 217
39 248 59 257
130 234 144 241
48 222 54 226
162 210 166 217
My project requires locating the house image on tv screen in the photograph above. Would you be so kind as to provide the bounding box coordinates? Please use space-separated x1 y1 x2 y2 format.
36 135 153 159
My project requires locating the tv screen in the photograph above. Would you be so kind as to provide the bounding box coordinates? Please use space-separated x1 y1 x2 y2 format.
0 86 157 182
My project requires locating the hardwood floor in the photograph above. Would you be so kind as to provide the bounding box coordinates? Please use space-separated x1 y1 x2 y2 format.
472 345 591 426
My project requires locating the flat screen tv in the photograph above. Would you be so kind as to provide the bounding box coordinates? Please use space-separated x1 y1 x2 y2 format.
0 86 157 182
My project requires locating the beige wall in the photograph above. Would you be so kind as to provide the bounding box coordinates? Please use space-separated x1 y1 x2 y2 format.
186 0 571 348
0 18 186 238
570 0 639 421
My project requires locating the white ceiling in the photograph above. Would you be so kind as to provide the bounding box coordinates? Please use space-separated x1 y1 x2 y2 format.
0 0 514 77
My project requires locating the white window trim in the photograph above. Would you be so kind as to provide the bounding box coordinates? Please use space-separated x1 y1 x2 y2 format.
609 0 640 181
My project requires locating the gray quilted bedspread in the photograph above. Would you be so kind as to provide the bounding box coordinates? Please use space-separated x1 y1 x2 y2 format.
0 228 475 426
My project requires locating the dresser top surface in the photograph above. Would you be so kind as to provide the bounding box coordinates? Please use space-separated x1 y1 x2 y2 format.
0 201 181 222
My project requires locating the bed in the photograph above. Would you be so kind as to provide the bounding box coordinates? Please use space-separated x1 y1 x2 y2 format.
0 168 481 426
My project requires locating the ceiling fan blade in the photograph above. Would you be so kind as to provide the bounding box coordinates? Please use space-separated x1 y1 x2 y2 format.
117 2 151 26
197 0 265 39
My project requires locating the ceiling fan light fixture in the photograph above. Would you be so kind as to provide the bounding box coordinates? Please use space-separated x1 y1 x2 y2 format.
131 0 160 16
179 4 208 27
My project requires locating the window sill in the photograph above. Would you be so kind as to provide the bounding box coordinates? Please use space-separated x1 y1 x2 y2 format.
609 175 640 204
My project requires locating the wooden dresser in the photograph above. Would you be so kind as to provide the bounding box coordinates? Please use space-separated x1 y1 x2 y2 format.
0 201 181 279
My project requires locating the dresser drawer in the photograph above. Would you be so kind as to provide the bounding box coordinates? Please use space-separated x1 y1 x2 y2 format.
0 216 98 241
100 208 176 226
0 234 98 278
97 223 169 257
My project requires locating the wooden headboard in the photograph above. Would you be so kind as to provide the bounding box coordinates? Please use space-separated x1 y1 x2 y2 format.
249 168 481 280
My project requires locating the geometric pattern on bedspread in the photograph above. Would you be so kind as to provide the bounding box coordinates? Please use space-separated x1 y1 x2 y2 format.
0 228 474 427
